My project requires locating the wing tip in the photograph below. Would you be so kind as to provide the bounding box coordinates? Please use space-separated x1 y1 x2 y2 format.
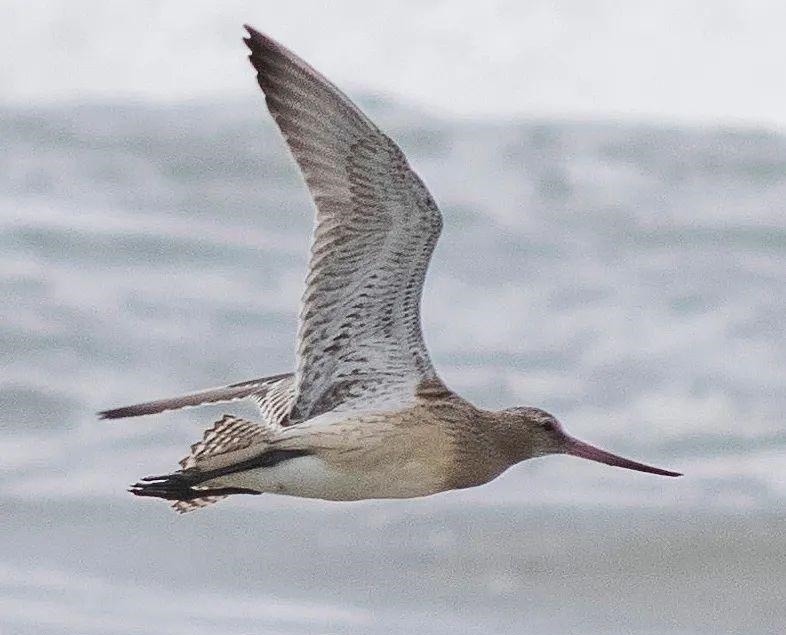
242 24 298 70
243 24 272 74
98 407 132 420
98 404 163 420
243 24 275 53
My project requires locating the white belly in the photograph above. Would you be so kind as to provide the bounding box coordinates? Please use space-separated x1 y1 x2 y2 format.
204 455 439 501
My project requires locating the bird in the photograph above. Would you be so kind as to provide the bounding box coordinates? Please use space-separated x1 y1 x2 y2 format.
101 25 681 513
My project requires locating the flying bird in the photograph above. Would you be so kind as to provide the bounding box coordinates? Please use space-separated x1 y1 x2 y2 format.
101 25 681 513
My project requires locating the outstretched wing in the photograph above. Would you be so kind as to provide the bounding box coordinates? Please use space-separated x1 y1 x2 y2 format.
244 26 443 422
99 372 293 420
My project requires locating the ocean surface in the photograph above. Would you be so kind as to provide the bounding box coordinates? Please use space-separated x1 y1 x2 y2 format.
1 98 785 634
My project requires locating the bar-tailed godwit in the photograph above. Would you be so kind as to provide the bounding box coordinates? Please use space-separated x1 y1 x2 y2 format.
101 25 681 513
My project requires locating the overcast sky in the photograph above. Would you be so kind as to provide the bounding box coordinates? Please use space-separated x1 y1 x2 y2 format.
3 0 785 129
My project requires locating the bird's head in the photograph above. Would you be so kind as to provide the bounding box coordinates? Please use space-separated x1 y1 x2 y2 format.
498 406 682 477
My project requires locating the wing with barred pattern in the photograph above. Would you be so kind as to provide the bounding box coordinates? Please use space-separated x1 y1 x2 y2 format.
245 26 443 423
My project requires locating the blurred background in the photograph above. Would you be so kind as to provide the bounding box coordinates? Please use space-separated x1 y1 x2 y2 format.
2 1 785 634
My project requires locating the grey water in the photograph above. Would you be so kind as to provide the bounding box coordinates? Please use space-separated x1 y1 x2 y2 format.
1 98 785 634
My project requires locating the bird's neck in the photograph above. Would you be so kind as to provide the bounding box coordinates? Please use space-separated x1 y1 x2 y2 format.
415 379 538 482
487 414 539 465
438 407 539 490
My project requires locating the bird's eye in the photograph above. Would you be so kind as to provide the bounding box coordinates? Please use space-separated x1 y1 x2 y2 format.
541 420 555 431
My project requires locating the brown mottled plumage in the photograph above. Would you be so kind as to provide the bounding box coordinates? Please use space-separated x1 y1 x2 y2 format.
105 26 680 513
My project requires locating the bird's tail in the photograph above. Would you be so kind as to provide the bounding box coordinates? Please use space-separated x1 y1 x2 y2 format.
129 472 260 513
129 414 308 513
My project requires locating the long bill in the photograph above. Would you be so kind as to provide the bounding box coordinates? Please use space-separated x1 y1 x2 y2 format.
565 437 682 477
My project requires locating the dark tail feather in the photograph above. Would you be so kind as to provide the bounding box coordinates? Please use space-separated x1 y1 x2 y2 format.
99 372 293 419
129 448 309 513
129 473 260 502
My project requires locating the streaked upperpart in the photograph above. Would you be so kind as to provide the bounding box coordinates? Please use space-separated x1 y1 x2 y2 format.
101 25 681 514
